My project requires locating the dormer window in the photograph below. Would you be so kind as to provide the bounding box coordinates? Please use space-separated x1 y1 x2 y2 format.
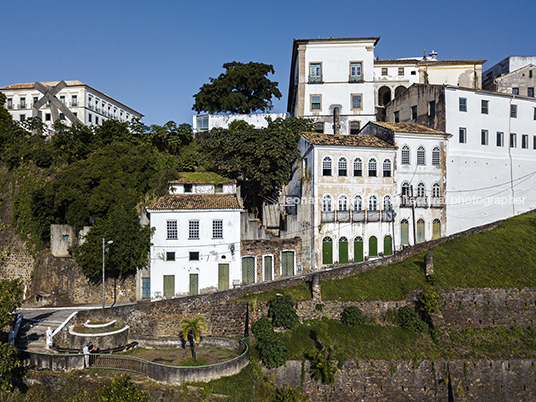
184 184 193 193
215 184 223 193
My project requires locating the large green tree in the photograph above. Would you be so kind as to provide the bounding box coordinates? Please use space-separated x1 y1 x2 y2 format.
193 61 282 114
0 279 23 393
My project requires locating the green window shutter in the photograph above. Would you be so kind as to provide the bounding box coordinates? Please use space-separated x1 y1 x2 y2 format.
242 257 255 284
264 256 273 281
339 239 348 263
354 239 363 262
163 275 175 297
322 239 333 265
383 236 393 256
281 251 294 277
189 273 199 295
369 236 378 257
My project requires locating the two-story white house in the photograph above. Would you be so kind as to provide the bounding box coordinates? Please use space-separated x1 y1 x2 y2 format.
146 174 242 299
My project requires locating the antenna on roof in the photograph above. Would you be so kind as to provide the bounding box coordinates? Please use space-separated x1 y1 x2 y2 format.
423 49 427 60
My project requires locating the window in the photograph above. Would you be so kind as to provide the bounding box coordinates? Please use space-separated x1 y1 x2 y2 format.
411 105 417 120
338 157 347 176
6 98 12 109
368 158 377 177
45 113 51 121
417 182 425 198
368 195 378 211
72 95 78 106
338 195 348 211
481 129 489 145
401 145 410 165
522 134 529 149
322 194 332 212
59 113 65 120
432 183 441 198
534 135 536 150
309 63 322 83
394 111 400 123
20 98 26 109
497 132 504 147
432 147 440 166
353 158 362 176
315 122 324 133
322 156 332 176
383 159 392 177
510 104 517 118
353 195 363 211
402 182 410 199
349 62 362 81
381 67 388 76
411 70 416 75
350 121 360 134
512 88 519 95
459 97 467 112
417 146 426 165
311 95 321 111
167 220 178 239
398 67 404 76
60 95 65 104
189 252 200 261
215 184 223 193
351 94 362 110
20 114 25 122
88 113 92 123
528 88 534 98
189 220 199 239
531 70 534 79
184 184 193 193
459 127 467 144
428 101 435 116
33 96 38 105
510 133 517 148
383 195 392 211
213 219 223 239
197 115 209 131
481 100 489 114
534 108 536 120
166 252 175 261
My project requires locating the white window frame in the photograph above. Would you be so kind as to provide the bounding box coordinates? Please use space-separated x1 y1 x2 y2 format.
417 146 426 165
212 219 223 239
189 220 200 239
338 157 348 176
401 145 410 165
432 147 440 166
167 220 178 240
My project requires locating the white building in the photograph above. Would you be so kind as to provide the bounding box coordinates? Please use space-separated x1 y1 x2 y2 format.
146 175 242 299
483 56 536 90
193 112 288 133
0 80 143 134
386 83 536 235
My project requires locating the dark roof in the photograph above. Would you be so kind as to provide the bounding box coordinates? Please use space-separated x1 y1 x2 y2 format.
301 132 396 148
148 194 241 210
366 122 448 135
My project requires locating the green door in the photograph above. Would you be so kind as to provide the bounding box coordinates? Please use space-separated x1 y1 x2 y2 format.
264 255 273 281
354 237 364 262
339 237 348 263
242 257 255 284
218 264 229 291
322 237 333 265
417 219 425 243
189 273 199 295
281 251 294 277
401 220 409 246
369 236 378 257
384 235 393 256
163 275 174 297
433 219 441 240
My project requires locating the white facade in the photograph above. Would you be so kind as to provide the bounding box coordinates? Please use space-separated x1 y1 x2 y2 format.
146 182 242 299
193 112 288 133
483 56 536 88
0 80 142 134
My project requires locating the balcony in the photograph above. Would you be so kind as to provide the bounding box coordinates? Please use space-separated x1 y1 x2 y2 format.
382 210 394 222
337 210 350 222
349 75 363 83
321 211 335 223
367 210 380 222
308 74 323 84
352 210 365 222
430 197 445 208
415 196 428 208
400 195 412 208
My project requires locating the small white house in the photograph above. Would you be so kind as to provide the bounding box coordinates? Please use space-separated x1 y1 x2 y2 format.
146 174 242 299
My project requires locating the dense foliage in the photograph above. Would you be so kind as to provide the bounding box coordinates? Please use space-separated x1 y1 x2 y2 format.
396 306 429 333
268 295 300 330
0 279 23 393
251 316 274 341
340 306 364 327
100 375 148 402
193 61 282 114
258 336 287 369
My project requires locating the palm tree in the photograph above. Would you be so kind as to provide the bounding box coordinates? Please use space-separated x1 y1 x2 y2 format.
180 316 208 362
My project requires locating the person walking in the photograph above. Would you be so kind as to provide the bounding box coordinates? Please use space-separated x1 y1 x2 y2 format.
83 343 90 368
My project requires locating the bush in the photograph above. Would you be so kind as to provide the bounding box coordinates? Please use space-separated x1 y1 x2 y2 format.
268 295 299 329
426 273 443 286
397 306 429 333
340 306 364 327
418 289 442 314
258 336 287 369
276 386 309 401
252 316 273 341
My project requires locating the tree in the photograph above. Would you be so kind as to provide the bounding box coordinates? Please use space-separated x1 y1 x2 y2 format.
180 316 208 362
193 61 282 114
0 279 23 393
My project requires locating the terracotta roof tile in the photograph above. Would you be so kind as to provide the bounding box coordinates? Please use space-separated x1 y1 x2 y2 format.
367 122 448 135
0 80 85 90
301 132 396 148
148 194 241 210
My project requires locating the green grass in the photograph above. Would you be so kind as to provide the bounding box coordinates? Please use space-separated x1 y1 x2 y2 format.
175 171 231 184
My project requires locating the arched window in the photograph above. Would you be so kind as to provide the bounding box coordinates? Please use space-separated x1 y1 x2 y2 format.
401 182 410 205
369 195 378 211
401 219 409 246
338 195 348 211
322 156 332 176
322 194 333 212
417 182 426 198
383 195 392 211
339 236 349 263
417 146 426 165
401 145 410 165
417 219 425 243
353 195 363 211
432 146 440 166
368 158 377 177
432 183 441 198
383 159 392 177
315 122 324 133
433 219 441 239
338 157 348 176
353 158 362 176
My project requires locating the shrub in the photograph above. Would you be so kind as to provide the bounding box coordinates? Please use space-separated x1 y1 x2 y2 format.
315 303 324 312
252 316 273 341
258 336 287 369
276 386 309 401
100 375 148 402
268 295 299 329
340 306 364 327
426 273 443 286
418 289 442 314
310 350 338 384
397 306 429 333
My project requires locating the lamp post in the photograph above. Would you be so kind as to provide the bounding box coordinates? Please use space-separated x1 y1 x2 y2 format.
102 238 113 309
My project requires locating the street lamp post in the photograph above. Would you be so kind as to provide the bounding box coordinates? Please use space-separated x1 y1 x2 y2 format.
102 238 113 309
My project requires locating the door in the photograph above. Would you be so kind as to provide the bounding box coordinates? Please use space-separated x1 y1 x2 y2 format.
354 237 363 262
189 273 199 296
401 219 409 246
218 264 229 291
433 219 441 240
339 237 348 263
384 236 393 256
417 219 425 243
163 275 174 297
322 237 333 265
141 277 150 299
242 257 255 284
263 255 273 281
369 236 378 257
281 251 294 277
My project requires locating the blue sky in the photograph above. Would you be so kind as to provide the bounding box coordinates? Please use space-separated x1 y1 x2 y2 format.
1 0 534 126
